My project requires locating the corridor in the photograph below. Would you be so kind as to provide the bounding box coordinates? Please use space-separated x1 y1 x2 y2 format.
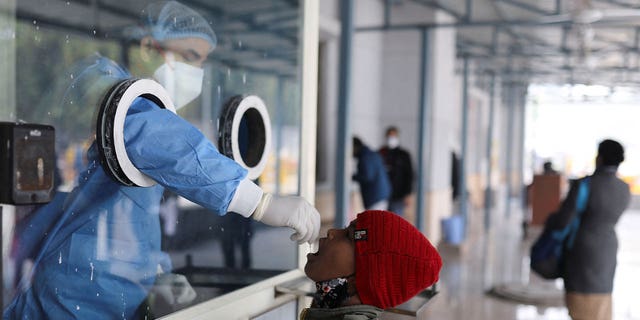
422 207 640 320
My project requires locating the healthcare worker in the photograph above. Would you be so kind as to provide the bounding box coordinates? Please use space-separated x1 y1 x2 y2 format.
4 1 320 319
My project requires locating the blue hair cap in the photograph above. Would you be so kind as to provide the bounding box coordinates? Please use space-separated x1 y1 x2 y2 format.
142 1 217 51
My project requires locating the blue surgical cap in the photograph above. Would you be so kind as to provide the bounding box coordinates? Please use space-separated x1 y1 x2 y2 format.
142 1 217 51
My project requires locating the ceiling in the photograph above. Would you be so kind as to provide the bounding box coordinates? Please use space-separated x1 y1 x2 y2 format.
381 0 640 87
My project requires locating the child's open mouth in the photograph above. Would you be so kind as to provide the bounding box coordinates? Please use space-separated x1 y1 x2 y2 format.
308 241 322 257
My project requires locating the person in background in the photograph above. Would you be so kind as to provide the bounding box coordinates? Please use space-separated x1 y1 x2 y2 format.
542 160 558 175
352 136 391 211
524 159 563 237
4 2 320 319
547 139 630 320
378 126 414 216
301 210 442 319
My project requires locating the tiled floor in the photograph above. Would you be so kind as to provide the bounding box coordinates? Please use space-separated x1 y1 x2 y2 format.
421 206 640 320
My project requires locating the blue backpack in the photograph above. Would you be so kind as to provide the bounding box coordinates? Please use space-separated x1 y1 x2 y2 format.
530 177 590 279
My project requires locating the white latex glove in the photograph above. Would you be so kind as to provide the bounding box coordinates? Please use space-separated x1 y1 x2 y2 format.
252 193 321 244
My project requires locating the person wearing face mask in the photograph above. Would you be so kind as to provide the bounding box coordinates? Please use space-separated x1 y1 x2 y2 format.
4 2 320 319
152 51 204 108
378 126 414 216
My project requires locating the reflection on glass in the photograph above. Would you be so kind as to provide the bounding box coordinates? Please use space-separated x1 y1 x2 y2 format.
3 0 302 318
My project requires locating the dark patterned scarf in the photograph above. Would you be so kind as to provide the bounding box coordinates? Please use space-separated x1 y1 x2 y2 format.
311 277 350 309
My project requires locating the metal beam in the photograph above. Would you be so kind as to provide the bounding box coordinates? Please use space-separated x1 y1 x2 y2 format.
510 31 558 50
213 43 298 65
510 65 640 75
385 0 392 28
460 32 640 59
274 76 285 194
495 0 555 15
594 33 636 52
458 49 640 70
492 26 500 54
594 0 640 9
504 78 515 217
458 39 569 59
215 57 296 77
488 0 550 55
484 73 496 232
517 85 527 225
335 0 353 228
232 4 296 19
456 48 570 58
459 38 492 52
355 19 640 32
416 28 432 233
412 0 464 21
180 0 299 45
561 25 569 53
460 55 470 231
635 27 640 68
119 40 130 69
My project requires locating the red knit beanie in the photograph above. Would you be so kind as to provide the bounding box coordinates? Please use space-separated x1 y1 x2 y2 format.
354 210 443 309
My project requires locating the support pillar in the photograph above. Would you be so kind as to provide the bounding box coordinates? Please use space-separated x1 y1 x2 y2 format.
416 28 432 232
459 55 470 229
335 0 354 228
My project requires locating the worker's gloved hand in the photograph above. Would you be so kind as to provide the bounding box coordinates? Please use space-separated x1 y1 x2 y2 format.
252 194 321 244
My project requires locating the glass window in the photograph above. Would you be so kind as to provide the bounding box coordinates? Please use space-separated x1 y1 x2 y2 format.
1 0 303 318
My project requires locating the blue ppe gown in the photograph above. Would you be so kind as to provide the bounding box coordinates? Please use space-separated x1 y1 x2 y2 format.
4 56 249 319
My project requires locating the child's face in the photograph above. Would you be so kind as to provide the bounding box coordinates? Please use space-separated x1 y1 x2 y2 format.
304 221 356 282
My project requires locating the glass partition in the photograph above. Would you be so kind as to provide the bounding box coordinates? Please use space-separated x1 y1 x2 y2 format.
1 0 303 318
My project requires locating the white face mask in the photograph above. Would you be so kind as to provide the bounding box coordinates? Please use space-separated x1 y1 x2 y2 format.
153 53 204 110
387 136 400 149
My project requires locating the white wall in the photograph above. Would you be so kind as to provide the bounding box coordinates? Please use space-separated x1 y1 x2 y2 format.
317 4 340 188
318 0 339 21
428 11 460 192
380 30 420 156
350 0 385 147
468 86 490 177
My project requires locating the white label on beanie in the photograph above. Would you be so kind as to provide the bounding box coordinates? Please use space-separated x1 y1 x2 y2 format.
354 229 368 240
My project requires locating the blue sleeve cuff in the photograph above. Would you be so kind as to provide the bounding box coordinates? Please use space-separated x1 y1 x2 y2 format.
227 178 263 217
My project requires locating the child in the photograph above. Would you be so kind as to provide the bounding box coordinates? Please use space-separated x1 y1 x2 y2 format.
302 210 443 319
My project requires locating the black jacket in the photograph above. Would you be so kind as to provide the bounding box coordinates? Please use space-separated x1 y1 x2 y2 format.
379 147 414 200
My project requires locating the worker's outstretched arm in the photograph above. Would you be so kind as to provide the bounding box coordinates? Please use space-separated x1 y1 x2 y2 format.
124 97 319 243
